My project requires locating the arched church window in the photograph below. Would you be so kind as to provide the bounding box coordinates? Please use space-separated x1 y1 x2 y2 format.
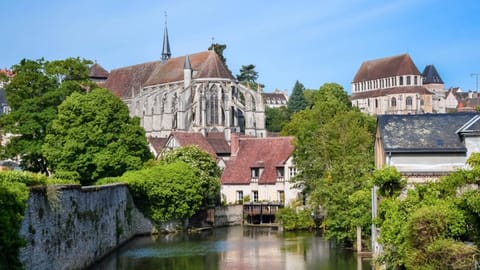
391 97 397 107
406 76 411 85
406 96 413 106
206 87 219 125
399 77 403 86
414 76 418 85
375 99 378 108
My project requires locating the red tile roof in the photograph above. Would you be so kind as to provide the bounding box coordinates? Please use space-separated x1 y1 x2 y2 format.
206 132 230 155
171 131 218 158
350 86 432 100
145 50 234 86
352 54 421 83
221 136 294 185
102 50 234 99
147 136 168 155
0 69 14 77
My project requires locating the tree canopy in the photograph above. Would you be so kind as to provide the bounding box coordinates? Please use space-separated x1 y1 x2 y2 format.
0 58 95 173
236 64 264 90
265 106 290 133
42 88 152 185
282 82 376 244
287 80 307 113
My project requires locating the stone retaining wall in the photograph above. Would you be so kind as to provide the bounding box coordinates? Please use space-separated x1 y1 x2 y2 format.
19 184 153 270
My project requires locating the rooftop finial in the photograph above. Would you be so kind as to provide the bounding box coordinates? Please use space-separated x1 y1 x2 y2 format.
161 11 171 63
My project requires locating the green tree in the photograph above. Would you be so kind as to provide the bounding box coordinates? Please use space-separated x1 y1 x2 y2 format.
282 83 375 244
265 106 290 132
42 88 152 185
287 80 307 113
236 64 264 90
372 166 406 198
160 145 221 207
0 58 95 173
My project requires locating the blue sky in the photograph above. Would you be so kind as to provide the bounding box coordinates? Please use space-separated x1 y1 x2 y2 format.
1 0 480 94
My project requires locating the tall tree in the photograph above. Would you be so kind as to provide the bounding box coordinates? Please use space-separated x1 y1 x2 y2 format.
42 88 152 185
287 80 307 113
0 58 95 173
282 83 376 244
236 64 264 90
265 106 290 133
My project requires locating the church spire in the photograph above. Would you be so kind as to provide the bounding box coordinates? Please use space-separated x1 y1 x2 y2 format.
161 12 171 63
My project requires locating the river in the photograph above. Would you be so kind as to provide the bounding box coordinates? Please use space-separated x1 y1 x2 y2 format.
89 226 373 270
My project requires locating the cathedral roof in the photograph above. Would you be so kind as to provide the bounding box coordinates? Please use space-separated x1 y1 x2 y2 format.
145 50 234 86
103 50 234 99
350 86 432 100
221 136 294 185
352 54 421 83
89 63 110 79
102 61 159 99
422 64 444 84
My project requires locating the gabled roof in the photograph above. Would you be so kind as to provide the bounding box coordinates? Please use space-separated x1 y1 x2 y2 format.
353 54 421 83
145 50 234 86
147 136 168 156
351 86 432 100
378 113 480 153
205 132 230 155
102 61 159 99
422 64 444 84
169 131 218 158
89 63 110 79
221 137 294 185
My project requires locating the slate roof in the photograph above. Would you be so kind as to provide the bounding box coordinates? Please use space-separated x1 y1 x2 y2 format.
221 136 294 185
378 113 480 153
353 54 421 83
89 63 110 79
102 50 234 99
262 92 288 104
351 86 432 99
422 64 444 84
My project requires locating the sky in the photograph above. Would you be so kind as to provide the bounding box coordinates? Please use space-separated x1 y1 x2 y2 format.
1 0 480 94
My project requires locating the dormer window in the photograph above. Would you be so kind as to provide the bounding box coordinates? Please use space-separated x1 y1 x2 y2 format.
276 167 285 182
251 168 261 182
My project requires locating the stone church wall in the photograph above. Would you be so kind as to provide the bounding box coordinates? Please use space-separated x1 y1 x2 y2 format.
18 184 153 270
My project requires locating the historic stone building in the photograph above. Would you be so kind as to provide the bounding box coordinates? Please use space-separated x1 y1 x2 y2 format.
350 54 446 115
101 27 266 141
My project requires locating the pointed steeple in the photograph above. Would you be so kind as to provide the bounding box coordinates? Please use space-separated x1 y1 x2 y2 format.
161 12 171 63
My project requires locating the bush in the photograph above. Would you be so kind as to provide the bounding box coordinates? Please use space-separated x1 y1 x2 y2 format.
276 207 316 231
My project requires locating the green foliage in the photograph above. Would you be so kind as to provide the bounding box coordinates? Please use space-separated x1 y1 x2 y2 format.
160 146 221 207
287 80 307 113
276 207 316 231
265 106 290 132
43 88 152 185
372 166 406 197
97 161 204 225
281 82 375 244
236 64 263 90
0 58 95 173
0 171 75 269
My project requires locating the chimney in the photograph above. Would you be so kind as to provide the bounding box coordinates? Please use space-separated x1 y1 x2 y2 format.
230 132 239 157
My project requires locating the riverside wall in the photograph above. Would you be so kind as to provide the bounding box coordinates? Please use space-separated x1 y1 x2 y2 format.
18 184 244 270
18 184 154 270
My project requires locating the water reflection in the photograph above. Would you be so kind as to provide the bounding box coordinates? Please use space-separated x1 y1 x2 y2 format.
89 226 372 270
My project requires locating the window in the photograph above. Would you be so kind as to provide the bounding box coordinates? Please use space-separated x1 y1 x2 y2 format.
252 191 259 202
414 76 418 85
288 167 297 178
236 191 243 203
276 167 285 182
406 76 411 85
399 76 403 86
406 96 413 106
278 191 285 204
375 99 378 108
251 168 260 182
391 97 397 107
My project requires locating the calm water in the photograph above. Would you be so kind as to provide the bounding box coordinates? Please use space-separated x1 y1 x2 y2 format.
90 226 372 270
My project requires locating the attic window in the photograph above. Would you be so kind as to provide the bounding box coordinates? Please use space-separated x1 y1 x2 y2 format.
276 167 285 182
251 168 261 182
